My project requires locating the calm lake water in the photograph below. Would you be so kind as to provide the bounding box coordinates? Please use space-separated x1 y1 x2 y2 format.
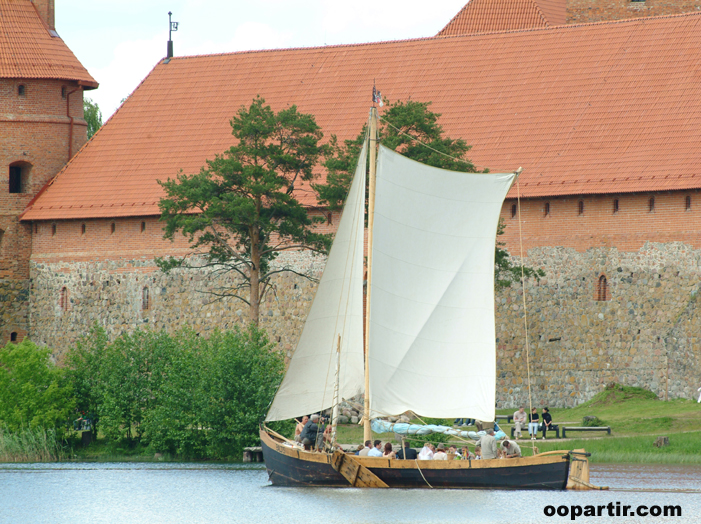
1 462 699 523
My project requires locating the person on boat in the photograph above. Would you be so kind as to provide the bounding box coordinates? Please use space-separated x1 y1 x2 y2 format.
500 439 522 458
433 443 448 460
418 443 433 460
358 440 372 456
383 442 396 459
541 407 553 439
513 407 527 439
528 408 540 440
368 440 384 457
473 446 482 459
395 441 418 460
448 445 460 458
299 414 320 448
354 444 365 455
294 415 309 443
478 429 498 459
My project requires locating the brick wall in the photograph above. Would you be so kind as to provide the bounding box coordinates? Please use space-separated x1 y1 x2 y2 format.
31 0 55 30
567 0 701 23
0 77 87 344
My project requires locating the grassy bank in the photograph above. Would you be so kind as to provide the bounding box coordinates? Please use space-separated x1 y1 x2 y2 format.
0 427 67 462
336 385 701 465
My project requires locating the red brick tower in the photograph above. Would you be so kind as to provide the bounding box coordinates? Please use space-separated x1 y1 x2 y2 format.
0 0 97 344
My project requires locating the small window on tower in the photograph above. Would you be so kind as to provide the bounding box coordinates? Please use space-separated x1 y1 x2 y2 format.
81 223 86 235
111 222 116 234
52 223 56 236
596 274 610 301
613 199 619 214
0 229 4 250
9 166 22 193
10 332 18 343
327 212 333 225
544 202 550 216
649 196 655 212
578 200 584 215
18 84 25 97
511 204 517 218
141 221 146 232
61 86 67 99
686 195 691 210
34 223 38 234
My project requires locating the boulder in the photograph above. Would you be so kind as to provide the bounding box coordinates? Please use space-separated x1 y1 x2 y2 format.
654 436 669 447
351 416 359 424
388 416 399 423
337 415 350 424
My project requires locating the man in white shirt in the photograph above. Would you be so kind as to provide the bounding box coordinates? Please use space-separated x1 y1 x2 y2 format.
368 440 383 457
500 439 522 458
513 407 527 439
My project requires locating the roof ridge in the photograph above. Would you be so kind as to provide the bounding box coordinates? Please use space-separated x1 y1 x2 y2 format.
162 9 701 63
530 0 552 27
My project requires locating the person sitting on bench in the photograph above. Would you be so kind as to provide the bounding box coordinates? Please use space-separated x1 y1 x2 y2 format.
541 407 553 439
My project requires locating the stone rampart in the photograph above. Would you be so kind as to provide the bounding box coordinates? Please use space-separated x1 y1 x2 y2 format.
29 242 701 408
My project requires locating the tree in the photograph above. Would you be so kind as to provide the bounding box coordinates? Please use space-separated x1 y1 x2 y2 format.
0 339 74 434
83 97 102 139
157 97 331 325
315 98 543 288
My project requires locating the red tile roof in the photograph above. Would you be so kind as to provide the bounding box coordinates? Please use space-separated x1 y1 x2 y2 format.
0 0 97 87
21 13 701 221
437 0 564 36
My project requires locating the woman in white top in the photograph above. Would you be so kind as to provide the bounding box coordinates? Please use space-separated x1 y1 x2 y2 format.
418 443 433 460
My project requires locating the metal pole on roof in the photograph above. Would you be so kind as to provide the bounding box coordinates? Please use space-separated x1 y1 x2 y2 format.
167 11 178 59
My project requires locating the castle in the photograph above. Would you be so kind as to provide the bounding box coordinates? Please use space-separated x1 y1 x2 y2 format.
3 0 701 407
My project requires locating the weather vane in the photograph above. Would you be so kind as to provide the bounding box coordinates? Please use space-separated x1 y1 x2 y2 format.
167 11 179 59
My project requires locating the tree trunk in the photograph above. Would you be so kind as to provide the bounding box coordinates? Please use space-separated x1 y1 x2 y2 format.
250 229 260 326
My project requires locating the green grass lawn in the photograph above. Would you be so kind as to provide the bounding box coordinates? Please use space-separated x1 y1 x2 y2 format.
336 385 701 464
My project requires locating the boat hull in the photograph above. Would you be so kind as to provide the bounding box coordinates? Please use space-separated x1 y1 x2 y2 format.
260 429 570 490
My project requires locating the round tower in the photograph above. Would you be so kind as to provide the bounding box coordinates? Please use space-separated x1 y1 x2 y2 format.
0 0 97 344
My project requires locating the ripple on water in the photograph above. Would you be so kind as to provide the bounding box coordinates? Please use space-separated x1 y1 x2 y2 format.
0 463 699 524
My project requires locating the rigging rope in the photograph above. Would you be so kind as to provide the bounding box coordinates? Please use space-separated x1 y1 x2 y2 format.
378 116 512 173
516 180 536 456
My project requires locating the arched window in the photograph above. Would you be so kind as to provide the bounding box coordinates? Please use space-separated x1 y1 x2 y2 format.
596 275 610 302
649 196 655 212
17 84 25 97
578 200 584 215
142 287 150 310
326 212 333 225
10 332 17 342
140 221 146 232
613 199 619 214
0 229 4 250
686 195 691 211
59 287 69 311
9 162 31 194
110 222 116 234
61 86 67 99
51 223 56 236
544 202 550 216
81 223 86 235
511 204 517 218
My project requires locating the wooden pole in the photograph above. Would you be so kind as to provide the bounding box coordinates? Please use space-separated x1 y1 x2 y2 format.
363 107 378 443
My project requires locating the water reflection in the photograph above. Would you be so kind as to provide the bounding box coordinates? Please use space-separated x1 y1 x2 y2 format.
0 463 698 524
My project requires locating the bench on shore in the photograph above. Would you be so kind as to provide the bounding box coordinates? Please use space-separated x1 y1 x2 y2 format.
562 426 611 438
510 425 560 439
496 415 514 423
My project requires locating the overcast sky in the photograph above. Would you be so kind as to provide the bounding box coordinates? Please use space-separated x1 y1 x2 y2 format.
55 0 468 119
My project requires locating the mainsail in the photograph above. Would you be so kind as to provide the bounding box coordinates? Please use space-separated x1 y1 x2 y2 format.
368 146 517 422
265 142 368 422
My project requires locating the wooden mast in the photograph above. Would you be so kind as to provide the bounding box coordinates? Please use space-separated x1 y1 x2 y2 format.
363 107 378 442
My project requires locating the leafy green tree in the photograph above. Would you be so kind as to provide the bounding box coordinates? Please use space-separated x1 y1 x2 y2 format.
157 96 331 325
83 97 102 139
315 98 543 288
0 339 74 434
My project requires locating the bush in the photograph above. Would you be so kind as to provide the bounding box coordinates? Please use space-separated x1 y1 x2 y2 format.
67 324 286 459
0 339 74 434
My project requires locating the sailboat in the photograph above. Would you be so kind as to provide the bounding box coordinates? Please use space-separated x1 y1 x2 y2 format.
260 108 596 490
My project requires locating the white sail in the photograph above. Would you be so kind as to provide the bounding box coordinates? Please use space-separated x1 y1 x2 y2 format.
266 142 368 422
368 146 516 422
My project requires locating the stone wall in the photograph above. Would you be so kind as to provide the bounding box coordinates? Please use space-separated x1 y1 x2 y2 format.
29 251 325 363
29 242 701 408
0 279 29 343
567 0 701 24
495 242 701 408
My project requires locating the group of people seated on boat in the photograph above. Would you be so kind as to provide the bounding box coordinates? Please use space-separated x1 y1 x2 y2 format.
351 435 522 461
295 414 334 451
513 406 556 440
